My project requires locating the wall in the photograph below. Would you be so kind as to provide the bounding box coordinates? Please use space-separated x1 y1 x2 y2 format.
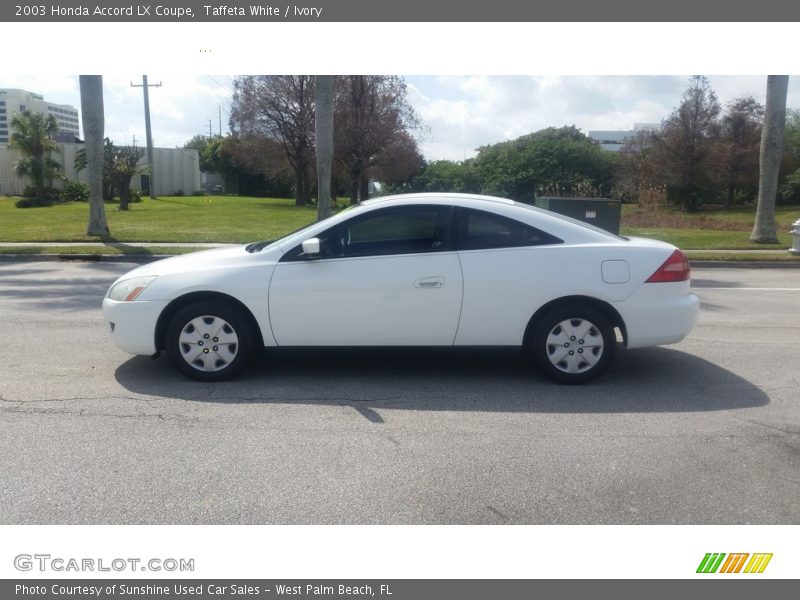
0 143 201 196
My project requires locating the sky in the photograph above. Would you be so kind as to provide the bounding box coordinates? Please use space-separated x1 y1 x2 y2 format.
3 74 800 162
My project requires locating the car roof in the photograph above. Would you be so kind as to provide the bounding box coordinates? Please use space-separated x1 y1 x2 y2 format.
361 192 516 207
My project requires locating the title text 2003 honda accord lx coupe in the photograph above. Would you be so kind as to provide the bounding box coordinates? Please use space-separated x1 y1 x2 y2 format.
103 193 699 384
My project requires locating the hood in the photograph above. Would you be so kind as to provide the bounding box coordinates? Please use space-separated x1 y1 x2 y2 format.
110 244 282 283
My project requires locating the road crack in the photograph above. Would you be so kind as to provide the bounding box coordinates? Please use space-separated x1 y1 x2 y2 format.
728 414 800 436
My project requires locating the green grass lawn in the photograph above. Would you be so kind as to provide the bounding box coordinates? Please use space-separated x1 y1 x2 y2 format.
619 227 793 249
0 245 214 256
621 203 800 228
1 195 798 252
0 195 321 243
682 251 800 262
620 204 797 249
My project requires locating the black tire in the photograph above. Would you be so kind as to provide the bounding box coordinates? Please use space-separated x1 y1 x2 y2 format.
165 301 255 381
529 304 616 384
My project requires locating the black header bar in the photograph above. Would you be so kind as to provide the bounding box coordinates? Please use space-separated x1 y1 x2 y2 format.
3 579 798 600
3 0 800 22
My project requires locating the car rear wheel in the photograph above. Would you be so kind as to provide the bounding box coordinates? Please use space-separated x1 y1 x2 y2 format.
530 305 616 384
166 302 254 381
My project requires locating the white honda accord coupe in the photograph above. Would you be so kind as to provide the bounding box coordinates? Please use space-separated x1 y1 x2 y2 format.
103 193 699 383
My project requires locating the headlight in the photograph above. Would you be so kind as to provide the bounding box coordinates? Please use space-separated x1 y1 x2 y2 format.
107 276 158 301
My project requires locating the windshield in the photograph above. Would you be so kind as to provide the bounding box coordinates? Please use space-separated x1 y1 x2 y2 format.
247 204 361 253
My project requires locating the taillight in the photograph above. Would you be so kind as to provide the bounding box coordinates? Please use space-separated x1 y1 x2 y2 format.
646 249 691 283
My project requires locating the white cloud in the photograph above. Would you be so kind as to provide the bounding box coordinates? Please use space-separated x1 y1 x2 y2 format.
4 74 800 161
406 75 800 160
1 75 234 149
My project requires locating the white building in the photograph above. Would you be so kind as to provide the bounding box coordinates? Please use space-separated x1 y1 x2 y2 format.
588 123 660 152
0 143 201 197
0 88 80 144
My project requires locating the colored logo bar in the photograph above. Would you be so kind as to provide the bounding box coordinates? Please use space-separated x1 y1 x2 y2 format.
696 553 773 574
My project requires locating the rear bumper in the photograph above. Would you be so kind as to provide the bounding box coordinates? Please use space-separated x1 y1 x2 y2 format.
615 285 700 349
102 298 169 355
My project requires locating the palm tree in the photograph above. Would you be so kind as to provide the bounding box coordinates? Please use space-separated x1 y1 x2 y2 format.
9 110 60 199
750 75 789 244
110 144 146 210
315 75 334 221
79 75 110 236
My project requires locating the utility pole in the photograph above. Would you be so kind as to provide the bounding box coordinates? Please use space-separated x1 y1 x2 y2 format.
218 104 222 137
208 119 213 137
131 76 161 198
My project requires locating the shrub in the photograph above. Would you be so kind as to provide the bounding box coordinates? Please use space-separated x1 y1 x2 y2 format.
104 189 143 204
778 170 800 205
15 197 55 208
22 185 60 201
61 180 90 202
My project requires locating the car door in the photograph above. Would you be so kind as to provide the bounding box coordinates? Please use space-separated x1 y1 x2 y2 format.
268 204 463 346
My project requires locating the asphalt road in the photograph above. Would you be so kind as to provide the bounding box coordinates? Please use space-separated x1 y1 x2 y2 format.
0 261 798 524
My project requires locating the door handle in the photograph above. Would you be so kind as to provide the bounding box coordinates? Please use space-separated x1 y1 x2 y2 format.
414 276 445 288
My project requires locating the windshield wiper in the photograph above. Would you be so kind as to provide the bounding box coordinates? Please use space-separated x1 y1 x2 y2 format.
245 240 273 253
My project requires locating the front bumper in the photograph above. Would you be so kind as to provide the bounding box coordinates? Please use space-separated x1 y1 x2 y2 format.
102 298 169 355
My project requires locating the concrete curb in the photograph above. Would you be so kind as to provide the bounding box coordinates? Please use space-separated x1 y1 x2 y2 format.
2 253 800 268
689 260 800 269
0 253 168 264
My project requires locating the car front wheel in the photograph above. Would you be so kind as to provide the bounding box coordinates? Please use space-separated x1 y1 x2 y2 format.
166 302 254 381
530 305 616 384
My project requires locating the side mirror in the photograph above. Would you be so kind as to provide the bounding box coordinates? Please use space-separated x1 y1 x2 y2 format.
301 237 321 257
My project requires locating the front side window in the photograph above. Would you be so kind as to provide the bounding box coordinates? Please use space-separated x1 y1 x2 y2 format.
282 205 452 261
458 209 563 250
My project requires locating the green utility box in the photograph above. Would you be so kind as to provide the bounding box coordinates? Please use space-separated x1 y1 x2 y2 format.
533 197 622 235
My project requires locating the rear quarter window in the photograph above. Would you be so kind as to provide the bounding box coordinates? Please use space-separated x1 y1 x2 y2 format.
459 209 563 250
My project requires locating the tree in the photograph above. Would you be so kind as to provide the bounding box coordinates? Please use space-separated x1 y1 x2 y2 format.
230 75 315 206
314 75 334 221
183 134 253 193
719 96 763 208
369 129 424 189
220 134 294 196
75 138 126 201
615 128 661 202
751 75 789 244
474 126 616 203
782 109 800 163
653 76 722 210
9 110 60 199
776 109 800 204
110 144 147 211
183 134 216 172
385 158 480 194
79 75 110 236
334 76 421 203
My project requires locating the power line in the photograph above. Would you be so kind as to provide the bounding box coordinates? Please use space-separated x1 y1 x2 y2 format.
206 76 233 136
206 75 234 94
